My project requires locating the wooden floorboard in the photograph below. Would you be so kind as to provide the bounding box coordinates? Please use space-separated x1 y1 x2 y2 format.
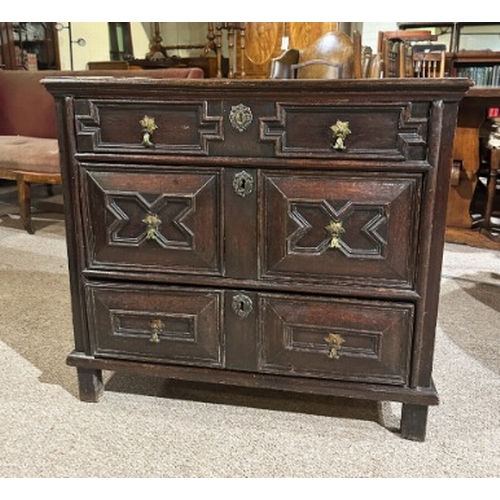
445 226 500 251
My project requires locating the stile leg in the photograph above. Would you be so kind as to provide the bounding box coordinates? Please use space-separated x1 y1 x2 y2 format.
77 367 104 402
401 403 429 441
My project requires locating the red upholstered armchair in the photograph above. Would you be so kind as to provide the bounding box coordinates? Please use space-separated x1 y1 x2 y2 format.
0 67 204 233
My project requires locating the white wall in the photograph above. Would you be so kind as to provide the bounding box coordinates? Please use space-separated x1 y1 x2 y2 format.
57 22 152 70
57 22 209 70
57 22 111 70
361 22 398 51
132 23 152 60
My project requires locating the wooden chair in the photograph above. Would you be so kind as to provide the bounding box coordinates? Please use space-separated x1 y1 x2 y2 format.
381 39 400 77
481 113 500 239
377 30 438 54
413 51 446 78
269 31 356 79
378 30 438 78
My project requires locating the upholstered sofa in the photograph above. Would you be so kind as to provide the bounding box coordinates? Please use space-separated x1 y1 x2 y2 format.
0 67 204 233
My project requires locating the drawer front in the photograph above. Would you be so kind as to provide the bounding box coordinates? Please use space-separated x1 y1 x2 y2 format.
73 98 429 162
260 102 430 161
261 171 421 290
74 99 223 155
86 283 223 367
259 294 413 385
82 166 221 275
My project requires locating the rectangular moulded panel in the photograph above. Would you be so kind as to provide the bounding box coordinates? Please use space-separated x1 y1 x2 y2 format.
86 282 224 367
259 293 414 385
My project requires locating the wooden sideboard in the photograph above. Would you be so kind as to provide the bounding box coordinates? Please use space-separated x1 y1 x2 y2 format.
44 76 469 441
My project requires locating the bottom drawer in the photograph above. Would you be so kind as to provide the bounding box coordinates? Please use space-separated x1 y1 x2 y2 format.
258 294 414 385
85 282 413 385
86 283 224 367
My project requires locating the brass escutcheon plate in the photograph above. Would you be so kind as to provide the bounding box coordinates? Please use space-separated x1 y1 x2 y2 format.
229 103 253 132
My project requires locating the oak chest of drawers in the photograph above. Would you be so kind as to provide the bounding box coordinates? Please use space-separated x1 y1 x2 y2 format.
45 77 469 441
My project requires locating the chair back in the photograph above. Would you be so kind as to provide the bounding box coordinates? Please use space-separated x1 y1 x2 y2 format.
413 51 446 78
295 31 355 79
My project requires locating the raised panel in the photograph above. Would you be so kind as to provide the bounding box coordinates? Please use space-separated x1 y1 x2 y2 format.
82 166 222 275
87 283 224 367
261 171 422 289
259 294 413 384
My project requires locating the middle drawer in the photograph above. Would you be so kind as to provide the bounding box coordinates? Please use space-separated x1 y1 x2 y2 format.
81 165 422 293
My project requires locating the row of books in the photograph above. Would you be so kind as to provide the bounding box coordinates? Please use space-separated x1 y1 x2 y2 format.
456 65 500 87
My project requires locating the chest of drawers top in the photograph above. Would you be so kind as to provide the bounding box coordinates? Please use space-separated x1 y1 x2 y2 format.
45 77 470 163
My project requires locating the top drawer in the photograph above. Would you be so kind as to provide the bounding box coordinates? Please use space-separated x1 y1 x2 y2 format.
73 98 430 162
73 99 223 156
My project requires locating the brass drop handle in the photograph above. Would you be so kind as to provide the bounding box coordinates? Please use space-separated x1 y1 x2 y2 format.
324 333 344 359
149 319 164 343
142 213 161 240
325 220 345 249
330 120 351 150
140 115 158 148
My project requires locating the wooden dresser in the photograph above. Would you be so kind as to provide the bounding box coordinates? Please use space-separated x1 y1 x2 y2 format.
44 77 469 441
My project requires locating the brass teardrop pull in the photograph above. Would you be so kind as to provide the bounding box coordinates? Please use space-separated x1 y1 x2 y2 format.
325 220 345 249
140 115 158 148
149 319 164 343
142 213 161 240
330 120 351 150
324 333 344 359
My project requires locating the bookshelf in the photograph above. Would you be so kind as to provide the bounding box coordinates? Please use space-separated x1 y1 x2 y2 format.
397 22 500 52
449 51 500 87
0 22 60 70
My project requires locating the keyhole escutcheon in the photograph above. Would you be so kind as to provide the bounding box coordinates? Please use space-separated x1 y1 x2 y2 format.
232 293 253 319
233 170 254 197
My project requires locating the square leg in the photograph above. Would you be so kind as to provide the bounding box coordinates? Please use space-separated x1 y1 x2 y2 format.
77 367 104 402
16 178 34 234
401 403 429 441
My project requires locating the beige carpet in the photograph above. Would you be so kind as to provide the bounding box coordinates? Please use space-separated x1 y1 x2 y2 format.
0 214 499 478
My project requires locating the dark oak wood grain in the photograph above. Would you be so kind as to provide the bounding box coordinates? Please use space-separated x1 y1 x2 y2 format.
45 77 470 441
